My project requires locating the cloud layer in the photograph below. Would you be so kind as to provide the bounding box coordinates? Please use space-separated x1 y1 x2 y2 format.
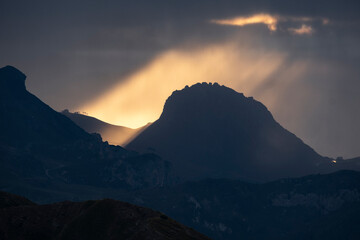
289 24 314 35
211 13 327 34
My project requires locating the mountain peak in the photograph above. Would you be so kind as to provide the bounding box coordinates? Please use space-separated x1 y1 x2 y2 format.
160 82 269 123
165 82 254 107
171 82 238 96
128 82 326 182
0 65 27 92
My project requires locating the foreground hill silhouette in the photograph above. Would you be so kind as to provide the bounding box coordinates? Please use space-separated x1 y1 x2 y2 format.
61 110 149 146
127 83 350 181
0 191 210 240
0 66 172 201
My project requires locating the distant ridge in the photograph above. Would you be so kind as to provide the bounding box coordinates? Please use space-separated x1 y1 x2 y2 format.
128 82 335 182
61 110 149 146
126 170 360 240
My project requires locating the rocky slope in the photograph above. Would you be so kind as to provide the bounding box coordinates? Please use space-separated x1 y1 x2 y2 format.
0 191 210 240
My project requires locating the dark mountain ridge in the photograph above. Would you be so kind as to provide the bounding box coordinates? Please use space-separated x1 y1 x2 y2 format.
0 66 90 148
0 66 173 198
127 82 335 182
0 191 210 240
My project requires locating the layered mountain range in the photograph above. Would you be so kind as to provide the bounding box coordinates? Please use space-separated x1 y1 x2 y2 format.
1 66 360 239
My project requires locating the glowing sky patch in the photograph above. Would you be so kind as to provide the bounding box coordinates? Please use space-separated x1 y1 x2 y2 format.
211 14 278 31
288 24 314 35
322 18 330 25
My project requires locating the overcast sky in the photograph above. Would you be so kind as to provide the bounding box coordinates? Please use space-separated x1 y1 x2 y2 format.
1 0 360 158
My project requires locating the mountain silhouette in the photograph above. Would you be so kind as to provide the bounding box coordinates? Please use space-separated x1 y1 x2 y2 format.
61 110 149 146
1 67 359 240
127 82 335 182
0 66 173 199
0 191 210 240
0 66 90 148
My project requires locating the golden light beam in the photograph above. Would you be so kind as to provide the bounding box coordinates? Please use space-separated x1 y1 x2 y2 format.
79 42 286 128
